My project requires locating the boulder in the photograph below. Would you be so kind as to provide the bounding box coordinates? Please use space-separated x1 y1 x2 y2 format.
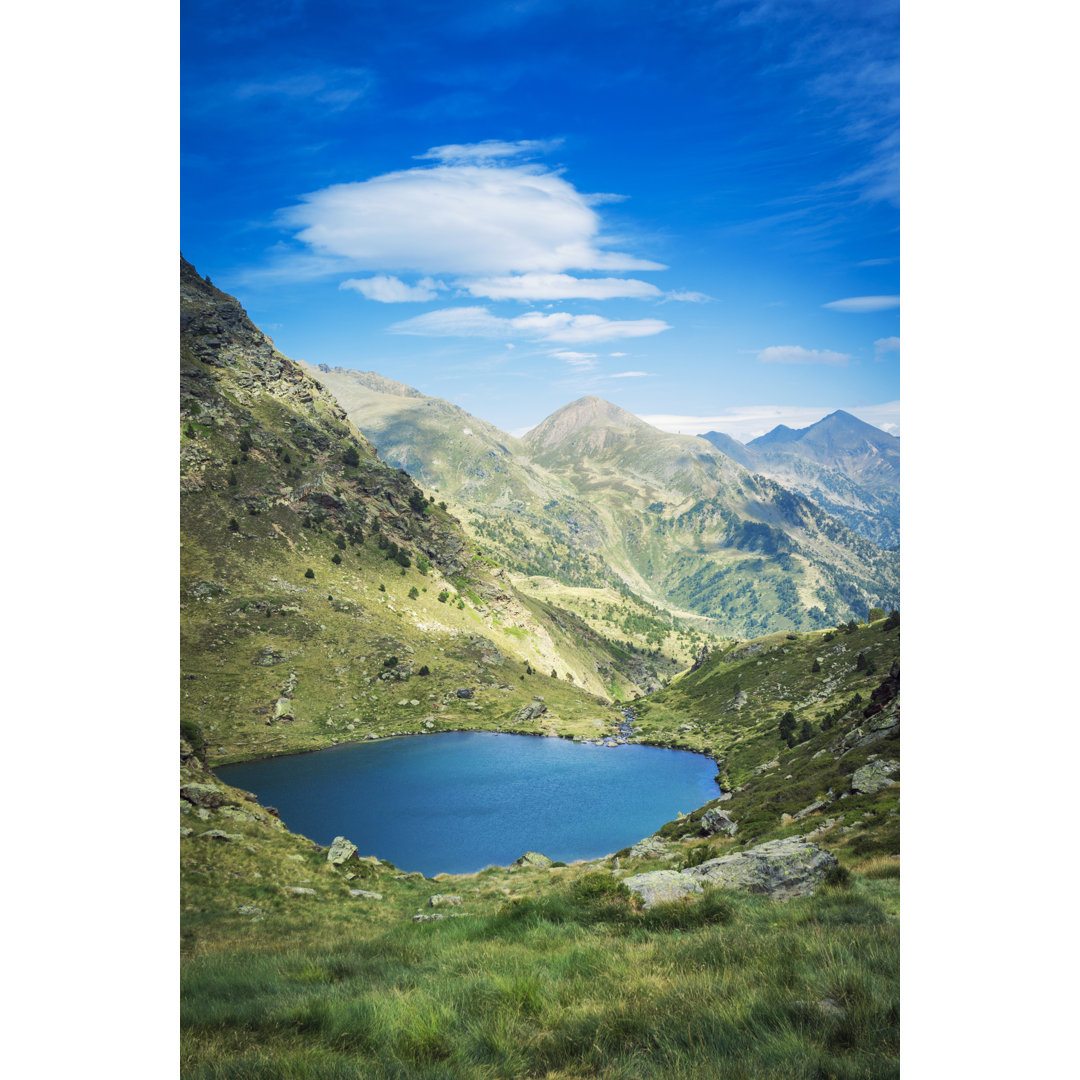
851 760 899 795
284 887 317 896
512 701 548 723
180 783 232 809
428 894 463 907
456 687 474 699
682 837 838 900
326 836 359 864
628 835 671 859
198 829 243 842
623 870 703 909
349 890 383 900
700 808 738 836
511 851 553 868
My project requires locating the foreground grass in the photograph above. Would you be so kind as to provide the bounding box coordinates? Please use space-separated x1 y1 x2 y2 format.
182 870 898 1079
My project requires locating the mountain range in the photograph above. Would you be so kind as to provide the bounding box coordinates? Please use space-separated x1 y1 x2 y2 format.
700 411 899 549
310 366 899 637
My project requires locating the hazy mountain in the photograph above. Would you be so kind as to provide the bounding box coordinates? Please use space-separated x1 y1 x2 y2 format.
314 375 899 635
700 411 900 549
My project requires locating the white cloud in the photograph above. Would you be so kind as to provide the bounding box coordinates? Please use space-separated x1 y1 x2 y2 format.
415 139 562 164
233 68 373 111
552 351 598 370
663 290 713 302
609 352 628 357
822 295 901 313
639 402 901 442
758 345 851 366
389 306 671 344
457 272 662 301
874 336 901 360
608 371 653 378
277 156 666 277
339 275 445 302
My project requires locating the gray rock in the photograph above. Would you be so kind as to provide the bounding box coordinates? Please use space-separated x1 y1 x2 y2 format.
180 783 232 809
700 808 738 836
851 760 899 795
428 894 463 907
795 797 833 820
683 837 838 900
413 912 468 922
349 889 383 900
284 887 317 896
794 997 848 1021
753 758 780 776
326 836 359 864
512 701 548 723
623 870 703 909
628 835 671 859
511 851 553 868
198 829 243 842
456 687 474 699
180 827 193 838
236 904 268 920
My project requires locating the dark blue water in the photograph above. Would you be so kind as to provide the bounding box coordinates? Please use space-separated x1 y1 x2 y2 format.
218 732 718 876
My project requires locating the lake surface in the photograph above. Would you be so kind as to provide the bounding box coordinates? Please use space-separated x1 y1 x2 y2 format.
217 732 718 876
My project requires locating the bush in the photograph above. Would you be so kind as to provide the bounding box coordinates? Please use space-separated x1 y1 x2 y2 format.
868 607 886 622
408 586 419 599
331 553 342 565
228 518 239 532
378 584 386 592
812 658 821 673
342 446 360 467
779 711 796 741
383 656 399 668
417 665 430 676
304 568 315 579
823 864 852 889
184 423 197 439
438 590 450 603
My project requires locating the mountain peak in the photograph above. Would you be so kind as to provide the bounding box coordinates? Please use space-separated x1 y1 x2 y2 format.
523 396 651 454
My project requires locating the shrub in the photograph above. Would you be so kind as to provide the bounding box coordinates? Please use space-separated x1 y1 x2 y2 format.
408 491 427 514
184 423 197 439
342 446 360 467
823 864 852 889
378 584 386 592
395 550 411 568
417 665 430 676
551 669 558 679
812 658 821 673
335 533 347 549
283 452 291 464
798 719 815 743
868 606 886 622
331 553 342 565
227 471 237 487
304 568 315 579
228 518 239 532
437 590 450 603
238 431 254 452
383 657 399 668
779 711 796 741
408 586 419 599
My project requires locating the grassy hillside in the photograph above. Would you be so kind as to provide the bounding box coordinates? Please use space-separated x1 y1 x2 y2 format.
180 257 672 763
181 616 899 1078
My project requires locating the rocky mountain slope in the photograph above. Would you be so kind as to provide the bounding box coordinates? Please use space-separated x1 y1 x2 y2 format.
701 410 900 548
309 370 899 636
180 257 675 762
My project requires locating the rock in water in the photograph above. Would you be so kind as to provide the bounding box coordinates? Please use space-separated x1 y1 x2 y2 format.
700 808 738 836
850 760 899 795
512 851 553 868
682 837 838 900
326 836 359 864
622 870 703 908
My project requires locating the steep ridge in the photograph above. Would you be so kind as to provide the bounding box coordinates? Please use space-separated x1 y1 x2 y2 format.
180 257 671 761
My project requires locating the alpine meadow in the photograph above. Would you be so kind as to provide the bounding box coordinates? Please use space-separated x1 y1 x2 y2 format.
181 2 901 1077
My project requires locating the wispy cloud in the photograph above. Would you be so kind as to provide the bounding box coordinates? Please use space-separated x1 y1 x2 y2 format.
874 335 900 360
458 272 662 301
551 351 598 369
340 276 446 302
823 295 900 313
663 290 713 303
415 138 562 164
608 370 654 378
233 68 374 111
758 345 850 366
389 306 671 344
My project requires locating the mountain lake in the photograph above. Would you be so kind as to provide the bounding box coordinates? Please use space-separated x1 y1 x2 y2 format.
217 732 720 876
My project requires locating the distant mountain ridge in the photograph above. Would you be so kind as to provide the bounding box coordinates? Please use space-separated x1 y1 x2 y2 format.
700 410 899 549
312 368 899 635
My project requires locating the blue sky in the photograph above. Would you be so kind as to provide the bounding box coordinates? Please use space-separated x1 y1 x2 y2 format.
182 0 899 440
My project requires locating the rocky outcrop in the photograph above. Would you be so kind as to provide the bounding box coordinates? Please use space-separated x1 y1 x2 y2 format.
180 783 233 809
850 759 899 795
428 894 463 907
512 851 553 868
628 835 672 859
681 837 838 899
622 870 703 908
689 645 710 673
700 808 738 836
623 837 838 908
511 701 548 723
326 836 359 864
